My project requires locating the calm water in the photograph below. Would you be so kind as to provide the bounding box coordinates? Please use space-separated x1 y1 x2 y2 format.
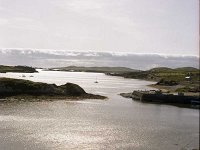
0 70 199 150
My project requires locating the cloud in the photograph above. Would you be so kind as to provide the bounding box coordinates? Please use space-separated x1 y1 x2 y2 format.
0 18 8 25
0 0 198 55
0 49 198 70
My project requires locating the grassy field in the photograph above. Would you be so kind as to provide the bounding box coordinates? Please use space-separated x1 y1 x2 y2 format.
108 67 200 93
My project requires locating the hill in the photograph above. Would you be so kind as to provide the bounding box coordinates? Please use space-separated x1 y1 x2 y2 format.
149 67 173 72
107 67 200 93
174 67 199 72
49 66 139 73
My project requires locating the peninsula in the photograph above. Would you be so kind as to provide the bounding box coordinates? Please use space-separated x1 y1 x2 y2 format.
47 66 139 73
108 67 200 93
118 67 200 108
0 78 106 102
120 90 199 108
48 66 199 93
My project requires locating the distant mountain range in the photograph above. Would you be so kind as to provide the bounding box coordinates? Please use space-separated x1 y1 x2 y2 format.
0 49 199 70
148 67 199 72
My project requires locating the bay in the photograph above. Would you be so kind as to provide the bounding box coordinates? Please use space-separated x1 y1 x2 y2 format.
0 70 199 150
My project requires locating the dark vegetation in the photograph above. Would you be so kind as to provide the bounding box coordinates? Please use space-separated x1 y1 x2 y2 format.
156 79 178 86
0 65 37 73
0 78 106 101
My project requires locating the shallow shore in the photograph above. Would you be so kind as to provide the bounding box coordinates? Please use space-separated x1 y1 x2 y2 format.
0 94 107 103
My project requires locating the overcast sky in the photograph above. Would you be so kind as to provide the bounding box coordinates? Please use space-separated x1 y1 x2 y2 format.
0 49 198 69
0 0 199 56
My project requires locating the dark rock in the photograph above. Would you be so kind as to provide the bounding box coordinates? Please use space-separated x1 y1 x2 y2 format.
60 83 86 96
120 93 133 98
156 78 178 86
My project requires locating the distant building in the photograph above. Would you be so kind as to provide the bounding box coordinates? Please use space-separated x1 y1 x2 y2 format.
185 76 191 81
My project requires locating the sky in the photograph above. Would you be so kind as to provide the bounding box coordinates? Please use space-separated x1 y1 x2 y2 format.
0 0 199 56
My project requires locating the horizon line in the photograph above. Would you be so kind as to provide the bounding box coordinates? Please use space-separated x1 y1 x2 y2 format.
0 47 199 58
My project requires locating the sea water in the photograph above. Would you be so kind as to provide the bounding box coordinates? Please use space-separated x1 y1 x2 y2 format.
0 70 199 150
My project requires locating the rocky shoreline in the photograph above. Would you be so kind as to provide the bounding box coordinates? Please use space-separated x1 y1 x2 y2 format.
0 78 106 102
120 91 200 109
0 94 107 103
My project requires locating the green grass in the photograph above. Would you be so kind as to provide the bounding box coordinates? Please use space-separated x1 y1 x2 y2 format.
108 67 200 92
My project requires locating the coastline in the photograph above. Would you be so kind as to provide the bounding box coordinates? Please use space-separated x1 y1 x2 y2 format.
0 77 107 102
147 84 200 96
120 92 199 109
0 94 107 103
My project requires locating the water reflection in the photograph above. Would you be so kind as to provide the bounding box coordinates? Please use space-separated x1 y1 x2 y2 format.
0 70 199 150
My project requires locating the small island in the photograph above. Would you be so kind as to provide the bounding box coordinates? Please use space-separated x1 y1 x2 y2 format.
0 78 106 102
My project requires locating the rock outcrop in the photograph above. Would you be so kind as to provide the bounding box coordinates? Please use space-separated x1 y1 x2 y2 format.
60 83 86 96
